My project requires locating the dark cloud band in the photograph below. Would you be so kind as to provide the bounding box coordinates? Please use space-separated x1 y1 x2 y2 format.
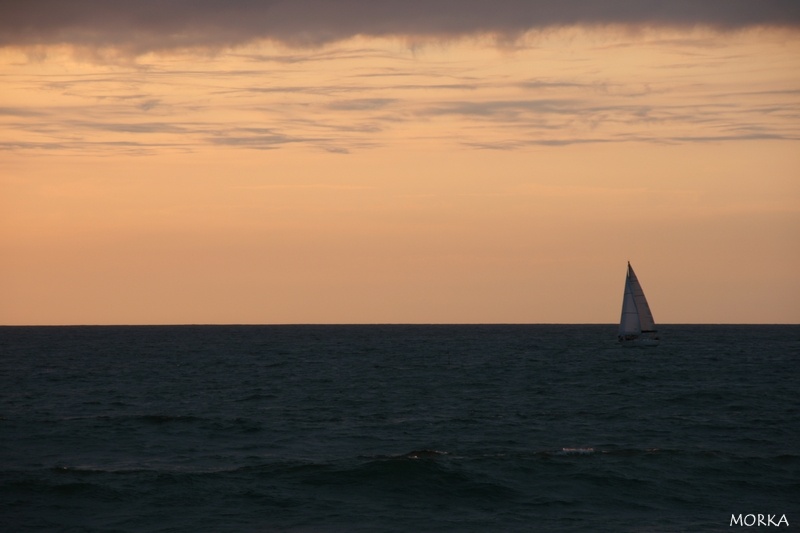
2 0 799 52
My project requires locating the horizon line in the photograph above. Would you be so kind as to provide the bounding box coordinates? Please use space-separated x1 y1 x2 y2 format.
2 322 798 327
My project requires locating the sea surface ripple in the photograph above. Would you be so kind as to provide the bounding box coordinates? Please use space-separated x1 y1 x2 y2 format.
1 325 798 532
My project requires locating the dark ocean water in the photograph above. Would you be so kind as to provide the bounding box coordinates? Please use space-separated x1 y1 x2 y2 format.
1 325 798 532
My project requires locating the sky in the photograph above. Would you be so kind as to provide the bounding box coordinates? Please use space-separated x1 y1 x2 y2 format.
1 1 799 325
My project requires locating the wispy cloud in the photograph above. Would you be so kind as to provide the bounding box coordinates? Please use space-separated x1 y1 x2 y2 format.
0 139 186 155
208 132 311 150
2 25 798 156
422 99 583 118
326 98 397 111
0 107 46 117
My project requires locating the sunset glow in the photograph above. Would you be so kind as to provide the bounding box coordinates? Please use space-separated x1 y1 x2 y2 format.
1 2 799 324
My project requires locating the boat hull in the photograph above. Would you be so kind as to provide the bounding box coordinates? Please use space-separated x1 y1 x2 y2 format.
618 335 660 347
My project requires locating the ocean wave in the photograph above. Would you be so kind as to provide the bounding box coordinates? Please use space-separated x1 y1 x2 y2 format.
69 413 267 433
384 449 451 460
553 447 596 455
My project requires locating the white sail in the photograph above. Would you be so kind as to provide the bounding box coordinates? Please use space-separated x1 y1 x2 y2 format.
618 262 659 345
628 263 656 331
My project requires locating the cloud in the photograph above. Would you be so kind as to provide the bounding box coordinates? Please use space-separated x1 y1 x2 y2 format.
72 120 189 134
2 1 798 54
0 107 46 117
461 131 800 151
422 99 582 119
0 139 182 154
326 98 397 111
2 18 798 156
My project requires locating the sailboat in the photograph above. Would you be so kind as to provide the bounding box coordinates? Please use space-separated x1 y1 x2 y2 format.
618 262 660 346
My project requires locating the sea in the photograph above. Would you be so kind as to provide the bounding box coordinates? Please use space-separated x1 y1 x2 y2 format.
1 324 798 532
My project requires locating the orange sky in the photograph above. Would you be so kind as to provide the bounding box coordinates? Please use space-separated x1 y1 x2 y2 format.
1 26 799 324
